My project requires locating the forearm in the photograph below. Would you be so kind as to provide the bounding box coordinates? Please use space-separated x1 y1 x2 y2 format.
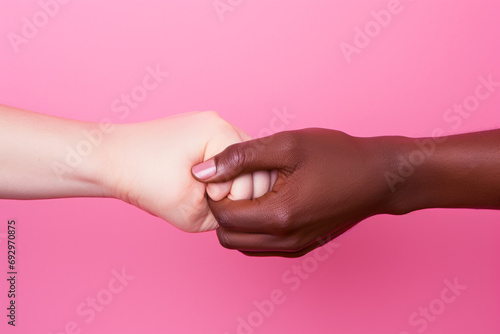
0 105 110 199
383 129 500 214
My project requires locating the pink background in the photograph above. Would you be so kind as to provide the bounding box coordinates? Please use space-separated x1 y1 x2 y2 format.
1 1 500 333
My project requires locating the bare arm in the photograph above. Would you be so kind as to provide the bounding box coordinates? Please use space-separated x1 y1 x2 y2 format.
0 105 272 232
0 105 108 199
386 129 500 213
194 128 500 255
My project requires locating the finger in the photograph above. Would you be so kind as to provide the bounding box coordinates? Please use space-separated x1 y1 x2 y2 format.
216 228 273 251
252 170 271 199
238 232 341 257
228 173 253 200
206 180 232 201
239 249 312 258
209 195 281 234
217 227 312 252
239 241 324 257
192 131 296 183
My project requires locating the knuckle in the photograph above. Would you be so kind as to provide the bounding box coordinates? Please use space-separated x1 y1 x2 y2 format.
276 131 301 153
200 110 222 120
270 206 296 236
213 208 231 229
284 235 307 252
224 143 248 171
217 229 236 249
200 111 234 135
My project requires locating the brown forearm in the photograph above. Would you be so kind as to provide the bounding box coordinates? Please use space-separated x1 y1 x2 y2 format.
384 129 500 214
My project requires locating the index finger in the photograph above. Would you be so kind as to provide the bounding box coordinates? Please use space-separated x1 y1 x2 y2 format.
208 191 282 234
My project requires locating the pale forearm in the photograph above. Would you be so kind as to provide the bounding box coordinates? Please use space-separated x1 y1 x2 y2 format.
0 106 271 232
0 105 110 199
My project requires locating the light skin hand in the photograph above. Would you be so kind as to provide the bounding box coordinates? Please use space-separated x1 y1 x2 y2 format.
0 105 271 232
105 110 273 232
193 128 500 257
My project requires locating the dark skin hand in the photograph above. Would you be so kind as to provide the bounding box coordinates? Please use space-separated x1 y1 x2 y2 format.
192 128 500 257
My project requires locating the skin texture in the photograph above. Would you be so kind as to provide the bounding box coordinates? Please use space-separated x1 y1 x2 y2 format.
194 128 500 257
104 111 273 232
0 105 272 232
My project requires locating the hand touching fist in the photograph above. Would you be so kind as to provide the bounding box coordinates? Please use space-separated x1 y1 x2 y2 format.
103 111 273 232
192 129 393 255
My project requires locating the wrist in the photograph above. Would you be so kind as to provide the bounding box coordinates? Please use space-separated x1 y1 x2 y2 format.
73 122 121 199
376 135 438 215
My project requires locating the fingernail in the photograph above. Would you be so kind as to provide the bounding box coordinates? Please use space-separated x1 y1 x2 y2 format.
192 159 216 180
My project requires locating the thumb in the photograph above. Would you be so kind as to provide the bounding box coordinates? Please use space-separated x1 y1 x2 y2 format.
191 133 289 183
